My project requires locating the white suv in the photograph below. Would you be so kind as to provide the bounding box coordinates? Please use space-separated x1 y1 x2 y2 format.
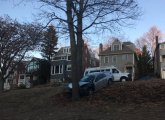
84 66 132 82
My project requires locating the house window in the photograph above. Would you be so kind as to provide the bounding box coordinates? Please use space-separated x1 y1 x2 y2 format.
113 44 120 51
101 57 104 64
63 48 66 53
20 75 24 79
27 61 39 72
63 48 71 53
55 66 59 74
60 65 63 73
67 55 71 61
112 56 117 63
104 56 109 63
51 65 63 74
61 56 66 60
67 64 71 71
67 48 71 53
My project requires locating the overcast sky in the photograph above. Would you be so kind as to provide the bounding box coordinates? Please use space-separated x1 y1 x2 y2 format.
0 0 165 48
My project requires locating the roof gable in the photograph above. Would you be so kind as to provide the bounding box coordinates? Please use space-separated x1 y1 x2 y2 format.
55 46 71 56
99 40 136 55
111 39 122 51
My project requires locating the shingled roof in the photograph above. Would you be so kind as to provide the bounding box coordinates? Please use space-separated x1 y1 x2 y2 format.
99 43 136 56
55 46 71 56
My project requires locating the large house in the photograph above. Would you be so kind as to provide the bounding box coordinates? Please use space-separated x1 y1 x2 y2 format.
26 57 50 85
154 36 165 79
99 39 138 80
51 46 72 82
50 45 99 82
3 61 28 90
4 57 50 89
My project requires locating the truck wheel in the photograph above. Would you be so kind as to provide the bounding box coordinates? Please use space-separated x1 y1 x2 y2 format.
120 77 127 82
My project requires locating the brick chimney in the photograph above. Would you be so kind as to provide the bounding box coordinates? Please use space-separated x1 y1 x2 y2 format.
156 36 158 47
155 36 160 77
99 43 103 53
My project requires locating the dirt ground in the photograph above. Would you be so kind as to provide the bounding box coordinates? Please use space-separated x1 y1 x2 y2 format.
1 80 165 120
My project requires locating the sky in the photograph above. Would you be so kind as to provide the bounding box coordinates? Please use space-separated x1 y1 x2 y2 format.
0 0 165 49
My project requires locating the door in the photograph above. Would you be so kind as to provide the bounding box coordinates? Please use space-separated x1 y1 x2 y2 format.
94 73 107 91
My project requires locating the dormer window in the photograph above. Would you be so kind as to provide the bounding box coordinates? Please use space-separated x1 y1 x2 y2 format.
113 44 120 51
111 39 123 51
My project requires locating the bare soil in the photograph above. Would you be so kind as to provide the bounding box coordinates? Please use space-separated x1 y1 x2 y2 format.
1 80 165 120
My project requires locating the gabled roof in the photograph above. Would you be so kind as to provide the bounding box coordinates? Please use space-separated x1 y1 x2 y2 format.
27 57 47 65
123 41 134 45
31 57 45 62
159 42 165 45
99 43 136 56
55 46 71 56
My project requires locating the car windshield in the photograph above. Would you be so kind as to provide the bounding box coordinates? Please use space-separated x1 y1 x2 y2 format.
80 75 95 82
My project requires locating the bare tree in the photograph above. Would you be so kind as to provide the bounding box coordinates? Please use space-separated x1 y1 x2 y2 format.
38 0 141 100
0 16 42 91
135 26 163 57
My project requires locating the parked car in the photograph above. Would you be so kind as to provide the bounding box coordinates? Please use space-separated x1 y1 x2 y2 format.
66 72 113 96
84 66 132 82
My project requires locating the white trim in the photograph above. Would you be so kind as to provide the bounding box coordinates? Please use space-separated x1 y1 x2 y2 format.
51 65 63 75
111 39 122 51
63 47 71 54
113 44 120 51
60 65 63 74
52 54 71 61
51 66 55 75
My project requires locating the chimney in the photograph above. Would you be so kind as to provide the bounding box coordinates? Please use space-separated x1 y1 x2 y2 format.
99 43 103 53
156 36 158 47
155 36 160 77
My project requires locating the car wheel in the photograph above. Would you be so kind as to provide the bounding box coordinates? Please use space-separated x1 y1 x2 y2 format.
108 78 113 85
120 77 127 82
87 88 94 96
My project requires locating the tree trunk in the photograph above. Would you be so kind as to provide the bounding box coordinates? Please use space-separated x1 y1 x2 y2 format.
67 0 79 100
0 77 4 91
76 0 84 81
77 34 84 81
